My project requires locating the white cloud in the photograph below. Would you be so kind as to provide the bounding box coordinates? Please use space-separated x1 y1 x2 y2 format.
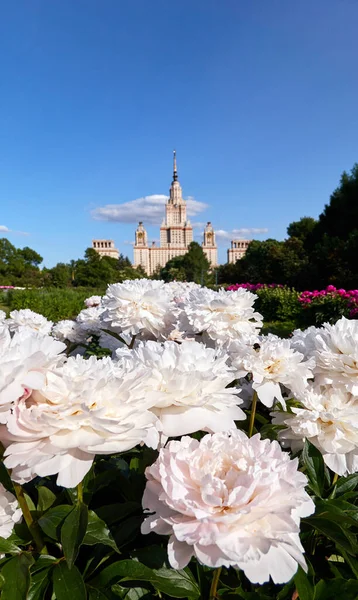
91 194 208 226
0 225 29 236
215 228 269 243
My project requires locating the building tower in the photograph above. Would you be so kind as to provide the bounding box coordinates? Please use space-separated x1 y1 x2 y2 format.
133 222 149 271
92 239 119 259
160 150 193 247
202 222 218 267
227 239 251 263
133 151 217 275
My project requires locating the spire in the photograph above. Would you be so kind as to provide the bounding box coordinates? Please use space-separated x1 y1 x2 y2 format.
173 149 178 182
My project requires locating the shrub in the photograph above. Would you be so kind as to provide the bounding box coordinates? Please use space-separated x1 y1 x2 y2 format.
3 288 102 320
298 286 358 327
254 287 301 322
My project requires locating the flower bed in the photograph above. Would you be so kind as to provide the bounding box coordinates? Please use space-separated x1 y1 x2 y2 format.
0 280 358 598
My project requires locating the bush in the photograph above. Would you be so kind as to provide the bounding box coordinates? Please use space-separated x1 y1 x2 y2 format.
254 287 301 322
297 286 358 327
2 288 102 320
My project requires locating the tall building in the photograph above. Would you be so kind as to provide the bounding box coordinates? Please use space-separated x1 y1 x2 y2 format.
227 239 251 263
92 239 119 259
134 152 218 275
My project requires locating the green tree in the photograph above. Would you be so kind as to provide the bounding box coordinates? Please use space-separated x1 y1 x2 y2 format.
287 217 317 243
160 242 211 284
182 242 210 284
18 246 43 266
0 238 43 286
45 263 72 288
160 256 187 282
74 248 141 288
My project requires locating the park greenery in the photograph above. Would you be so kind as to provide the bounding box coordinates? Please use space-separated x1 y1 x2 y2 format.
218 163 358 289
2 280 358 599
1 161 358 310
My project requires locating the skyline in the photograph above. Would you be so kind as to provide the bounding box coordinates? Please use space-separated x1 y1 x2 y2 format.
1 0 358 267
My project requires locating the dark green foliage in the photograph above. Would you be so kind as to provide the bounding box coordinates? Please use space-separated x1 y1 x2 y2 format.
2 288 100 320
160 242 211 284
254 288 301 322
0 238 43 287
72 249 140 289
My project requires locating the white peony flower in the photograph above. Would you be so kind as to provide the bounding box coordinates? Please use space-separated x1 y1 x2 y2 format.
76 306 105 336
2 355 159 488
0 329 65 421
290 326 318 361
84 295 102 308
142 430 314 584
6 309 53 336
165 281 201 304
0 310 6 322
52 320 81 343
102 279 176 340
116 340 244 437
182 287 262 343
230 335 315 408
273 385 358 476
0 483 22 539
311 317 358 394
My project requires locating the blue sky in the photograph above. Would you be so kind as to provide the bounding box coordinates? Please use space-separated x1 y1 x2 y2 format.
1 0 358 267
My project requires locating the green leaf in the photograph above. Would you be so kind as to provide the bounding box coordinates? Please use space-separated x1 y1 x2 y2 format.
87 590 108 600
315 498 358 526
91 560 200 599
302 439 326 497
52 561 87 600
36 486 57 512
112 516 143 548
304 516 358 555
61 502 88 569
0 537 21 554
339 550 358 578
30 555 57 573
1 552 35 600
38 504 72 540
83 510 119 552
87 587 114 600
294 566 314 600
335 474 358 496
153 567 201 599
27 568 51 600
315 579 358 600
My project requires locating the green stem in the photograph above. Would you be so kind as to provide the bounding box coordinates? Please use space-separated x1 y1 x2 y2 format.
77 481 83 504
101 328 127 345
332 472 339 486
128 335 136 349
13 482 46 553
209 567 222 600
248 390 258 437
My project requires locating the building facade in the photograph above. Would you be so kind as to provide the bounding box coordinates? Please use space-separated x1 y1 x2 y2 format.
134 152 218 275
92 239 119 259
227 239 251 263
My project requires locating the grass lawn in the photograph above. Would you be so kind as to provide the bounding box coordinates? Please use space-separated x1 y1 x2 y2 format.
261 320 297 338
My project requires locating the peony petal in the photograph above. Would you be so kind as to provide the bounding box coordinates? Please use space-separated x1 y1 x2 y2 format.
167 536 193 569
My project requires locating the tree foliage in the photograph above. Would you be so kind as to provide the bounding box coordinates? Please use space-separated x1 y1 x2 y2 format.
160 242 211 284
219 164 358 289
0 238 43 286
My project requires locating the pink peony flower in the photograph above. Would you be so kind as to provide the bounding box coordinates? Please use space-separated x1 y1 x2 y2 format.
142 430 314 584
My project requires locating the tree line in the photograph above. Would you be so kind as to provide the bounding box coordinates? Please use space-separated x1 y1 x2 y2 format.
0 244 144 288
2 162 358 289
218 163 358 289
